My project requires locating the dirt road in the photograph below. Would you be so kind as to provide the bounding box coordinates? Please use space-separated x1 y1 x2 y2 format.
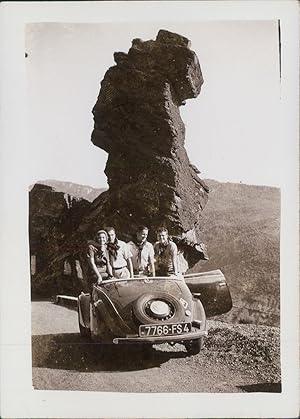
31 301 281 393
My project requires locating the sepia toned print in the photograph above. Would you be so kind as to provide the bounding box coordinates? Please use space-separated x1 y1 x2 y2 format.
29 23 280 393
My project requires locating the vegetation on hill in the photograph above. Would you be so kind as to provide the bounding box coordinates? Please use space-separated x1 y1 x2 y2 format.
193 179 280 326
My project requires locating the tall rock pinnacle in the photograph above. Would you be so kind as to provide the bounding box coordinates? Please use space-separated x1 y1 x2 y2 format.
85 29 209 266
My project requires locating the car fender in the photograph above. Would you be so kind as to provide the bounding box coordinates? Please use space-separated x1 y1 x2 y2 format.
92 286 133 337
192 298 206 331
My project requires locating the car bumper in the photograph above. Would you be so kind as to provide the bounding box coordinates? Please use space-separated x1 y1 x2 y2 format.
112 329 208 344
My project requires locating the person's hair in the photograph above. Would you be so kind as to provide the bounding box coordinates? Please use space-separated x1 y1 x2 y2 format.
105 226 115 234
157 227 168 235
95 230 108 241
137 225 148 232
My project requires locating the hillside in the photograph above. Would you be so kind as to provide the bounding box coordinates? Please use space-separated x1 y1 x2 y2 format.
193 179 280 326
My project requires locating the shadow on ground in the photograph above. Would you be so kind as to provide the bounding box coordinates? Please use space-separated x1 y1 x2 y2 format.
238 382 281 392
32 333 187 372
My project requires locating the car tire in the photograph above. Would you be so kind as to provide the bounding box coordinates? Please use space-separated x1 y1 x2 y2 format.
78 307 91 339
133 292 185 324
79 322 91 339
184 337 203 355
135 342 153 354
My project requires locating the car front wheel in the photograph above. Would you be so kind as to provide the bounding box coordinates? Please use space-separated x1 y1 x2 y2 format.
184 337 203 355
78 310 91 339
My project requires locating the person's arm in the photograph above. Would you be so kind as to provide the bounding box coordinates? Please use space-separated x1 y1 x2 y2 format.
124 242 134 277
106 259 113 277
87 246 103 284
149 244 156 276
150 259 156 277
171 242 179 275
153 242 159 274
127 257 134 278
102 253 113 278
87 241 99 254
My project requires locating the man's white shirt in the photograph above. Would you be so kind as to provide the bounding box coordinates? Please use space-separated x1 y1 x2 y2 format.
127 241 154 273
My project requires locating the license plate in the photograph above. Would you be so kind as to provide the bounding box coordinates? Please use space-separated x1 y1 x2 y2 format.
139 322 192 337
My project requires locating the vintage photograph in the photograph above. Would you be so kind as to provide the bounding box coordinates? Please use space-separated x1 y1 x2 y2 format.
27 21 282 393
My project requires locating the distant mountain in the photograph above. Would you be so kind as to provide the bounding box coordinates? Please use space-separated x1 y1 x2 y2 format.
31 179 106 202
194 179 280 326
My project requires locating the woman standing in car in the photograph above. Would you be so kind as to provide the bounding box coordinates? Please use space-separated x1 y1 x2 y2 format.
87 230 113 285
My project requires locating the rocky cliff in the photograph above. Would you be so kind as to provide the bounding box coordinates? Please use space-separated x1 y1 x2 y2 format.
30 184 90 296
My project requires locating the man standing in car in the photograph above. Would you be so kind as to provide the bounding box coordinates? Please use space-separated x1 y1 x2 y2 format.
127 226 155 277
106 227 134 279
154 227 179 276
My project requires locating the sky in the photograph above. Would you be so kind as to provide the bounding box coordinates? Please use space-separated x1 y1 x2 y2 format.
25 21 283 188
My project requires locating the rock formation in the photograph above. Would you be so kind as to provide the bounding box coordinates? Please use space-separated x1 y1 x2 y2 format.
29 184 90 296
30 29 209 296
81 29 209 261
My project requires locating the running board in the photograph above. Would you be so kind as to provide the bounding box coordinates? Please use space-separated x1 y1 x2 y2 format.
55 294 78 309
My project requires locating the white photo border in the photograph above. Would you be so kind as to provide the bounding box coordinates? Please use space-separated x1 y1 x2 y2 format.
0 1 299 418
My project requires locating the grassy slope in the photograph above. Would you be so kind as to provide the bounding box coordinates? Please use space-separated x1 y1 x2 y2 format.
192 179 280 326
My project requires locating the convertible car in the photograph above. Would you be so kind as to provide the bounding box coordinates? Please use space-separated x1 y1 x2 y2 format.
78 270 232 355
77 269 232 355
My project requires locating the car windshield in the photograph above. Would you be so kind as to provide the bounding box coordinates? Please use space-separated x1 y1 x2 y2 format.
97 275 183 286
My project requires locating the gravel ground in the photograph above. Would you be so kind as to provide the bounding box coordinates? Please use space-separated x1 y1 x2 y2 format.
205 320 281 384
31 301 281 392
